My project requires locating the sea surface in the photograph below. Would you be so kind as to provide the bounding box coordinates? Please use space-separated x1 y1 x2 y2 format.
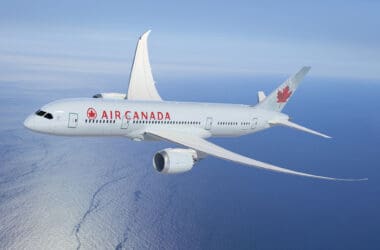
0 75 379 249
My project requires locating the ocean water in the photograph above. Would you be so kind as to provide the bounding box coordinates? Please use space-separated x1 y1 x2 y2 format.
0 75 379 250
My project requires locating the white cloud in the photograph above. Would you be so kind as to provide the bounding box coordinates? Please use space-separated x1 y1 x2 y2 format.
0 27 379 84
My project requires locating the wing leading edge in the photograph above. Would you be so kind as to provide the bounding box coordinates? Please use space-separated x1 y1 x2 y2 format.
146 130 367 181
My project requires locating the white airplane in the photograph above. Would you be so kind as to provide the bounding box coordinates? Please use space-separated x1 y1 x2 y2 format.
24 31 366 181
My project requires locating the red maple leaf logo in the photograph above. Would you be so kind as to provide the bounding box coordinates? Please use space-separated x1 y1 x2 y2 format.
277 86 292 103
87 108 97 119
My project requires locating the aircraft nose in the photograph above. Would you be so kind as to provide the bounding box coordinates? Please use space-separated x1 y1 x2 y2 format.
24 115 35 130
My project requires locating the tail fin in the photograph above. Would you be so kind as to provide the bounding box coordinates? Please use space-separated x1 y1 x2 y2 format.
256 67 311 112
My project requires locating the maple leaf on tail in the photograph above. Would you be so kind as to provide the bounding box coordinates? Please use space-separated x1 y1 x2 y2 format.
277 86 292 103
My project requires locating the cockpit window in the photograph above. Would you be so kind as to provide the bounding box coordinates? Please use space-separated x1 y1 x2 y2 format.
35 110 46 116
35 110 53 120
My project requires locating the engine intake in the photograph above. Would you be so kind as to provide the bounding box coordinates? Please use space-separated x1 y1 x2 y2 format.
153 148 198 174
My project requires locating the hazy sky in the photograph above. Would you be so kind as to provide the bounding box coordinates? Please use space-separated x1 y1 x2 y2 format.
0 0 379 83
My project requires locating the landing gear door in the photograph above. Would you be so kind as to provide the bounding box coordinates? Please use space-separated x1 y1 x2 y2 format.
205 117 213 130
68 113 78 128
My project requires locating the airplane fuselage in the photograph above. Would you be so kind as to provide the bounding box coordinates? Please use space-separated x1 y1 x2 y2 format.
24 98 285 140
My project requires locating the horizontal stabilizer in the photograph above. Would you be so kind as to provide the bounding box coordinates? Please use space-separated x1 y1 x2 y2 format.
258 91 266 103
269 119 331 139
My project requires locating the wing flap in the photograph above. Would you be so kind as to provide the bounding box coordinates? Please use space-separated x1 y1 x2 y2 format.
146 129 367 181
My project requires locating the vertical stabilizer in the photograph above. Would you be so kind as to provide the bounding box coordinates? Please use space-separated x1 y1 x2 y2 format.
127 30 163 101
256 67 310 112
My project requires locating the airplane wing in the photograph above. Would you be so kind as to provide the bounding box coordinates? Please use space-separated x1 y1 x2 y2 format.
146 129 367 181
127 30 162 101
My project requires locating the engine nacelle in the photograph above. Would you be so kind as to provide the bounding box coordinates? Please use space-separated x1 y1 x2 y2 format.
92 93 127 99
153 148 198 174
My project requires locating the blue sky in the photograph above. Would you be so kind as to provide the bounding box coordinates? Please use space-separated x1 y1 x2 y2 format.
0 0 379 84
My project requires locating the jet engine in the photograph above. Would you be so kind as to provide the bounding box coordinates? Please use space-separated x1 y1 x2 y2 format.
153 148 198 174
92 93 127 99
